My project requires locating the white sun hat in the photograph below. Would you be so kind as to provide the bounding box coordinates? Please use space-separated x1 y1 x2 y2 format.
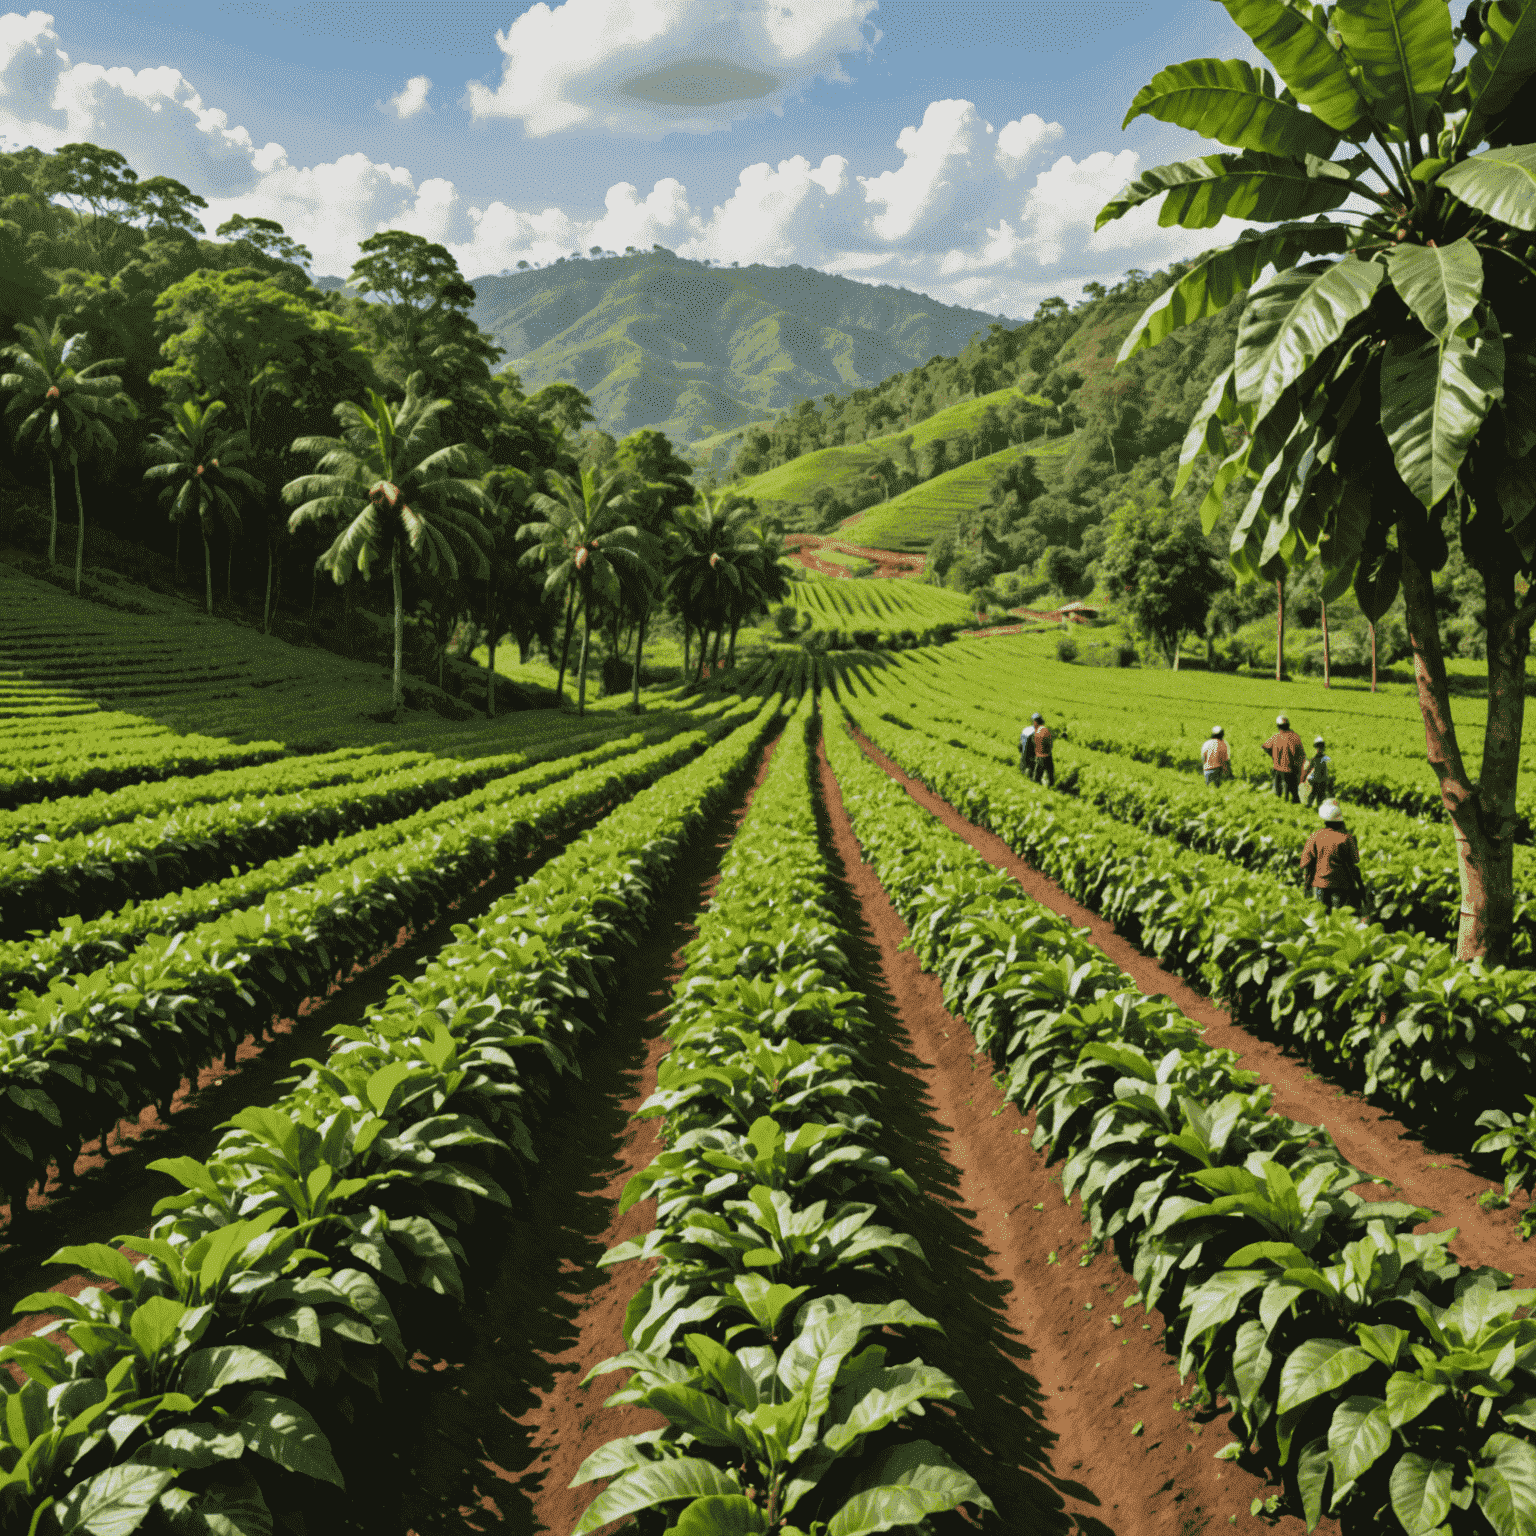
1319 799 1343 821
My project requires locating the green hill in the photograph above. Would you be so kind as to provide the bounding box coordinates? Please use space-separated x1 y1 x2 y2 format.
844 435 1076 552
466 253 1014 445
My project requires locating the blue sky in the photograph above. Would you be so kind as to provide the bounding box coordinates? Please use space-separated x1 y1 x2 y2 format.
0 1 1260 317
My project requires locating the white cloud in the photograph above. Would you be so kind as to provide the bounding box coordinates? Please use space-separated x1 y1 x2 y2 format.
465 0 879 139
0 10 69 149
384 75 431 119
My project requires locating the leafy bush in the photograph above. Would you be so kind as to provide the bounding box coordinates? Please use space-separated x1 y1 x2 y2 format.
1055 633 1079 663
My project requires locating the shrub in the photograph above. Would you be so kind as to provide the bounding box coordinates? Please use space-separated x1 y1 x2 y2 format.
1056 633 1079 663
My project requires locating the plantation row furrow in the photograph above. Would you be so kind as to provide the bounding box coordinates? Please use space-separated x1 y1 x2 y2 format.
822 710 1536 1536
869 670 1536 961
0 745 415 848
835 693 1536 1168
0 727 718 1231
0 716 713 940
572 694 994 1534
0 729 292 811
0 699 783 1536
0 725 698 1009
915 642 1527 833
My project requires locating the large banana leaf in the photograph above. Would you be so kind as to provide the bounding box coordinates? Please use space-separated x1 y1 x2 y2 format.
1468 0 1536 127
1114 219 1350 360
1096 151 1352 231
1381 323 1507 508
1333 0 1456 139
1218 0 1371 132
1175 365 1238 494
1122 57 1342 158
1439 142 1536 230
1385 238 1485 341
1234 257 1384 426
1503 346 1536 459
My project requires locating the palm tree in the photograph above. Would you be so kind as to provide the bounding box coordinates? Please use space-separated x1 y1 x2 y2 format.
669 491 779 679
142 398 263 615
282 371 491 711
1 316 135 591
518 467 640 715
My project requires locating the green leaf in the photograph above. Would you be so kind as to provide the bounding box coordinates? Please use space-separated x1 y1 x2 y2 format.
47 1245 143 1297
1391 1451 1454 1534
1277 1339 1375 1416
1216 0 1370 131
826 1441 994 1536
1234 258 1384 425
1328 1395 1392 1491
572 1459 741 1536
1333 0 1455 140
1439 143 1536 231
1476 1434 1536 1536
1385 239 1485 341
1122 56 1342 157
1096 151 1351 233
1117 220 1351 361
234 1392 343 1487
641 1383 753 1452
1385 1371 1448 1429
1176 366 1238 494
177 1345 285 1402
662 1497 769 1536
1381 322 1506 507
1468 0 1536 126
1297 1435 1331 1529
50 1464 176 1536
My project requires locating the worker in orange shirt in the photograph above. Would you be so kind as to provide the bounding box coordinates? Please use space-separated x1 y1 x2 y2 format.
1261 713 1305 803
1300 799 1364 911
1200 726 1230 786
1031 712 1055 788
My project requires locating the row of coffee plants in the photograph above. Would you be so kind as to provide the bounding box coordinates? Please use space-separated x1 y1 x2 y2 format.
865 672 1536 962
822 711 1536 1535
834 689 1536 1158
0 724 704 1009
0 723 292 810
918 642 1521 832
0 730 664 940
0 728 715 1233
573 695 994 1534
0 702 783 1536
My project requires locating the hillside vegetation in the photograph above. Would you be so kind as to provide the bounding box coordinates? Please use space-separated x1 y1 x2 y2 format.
466 251 1013 445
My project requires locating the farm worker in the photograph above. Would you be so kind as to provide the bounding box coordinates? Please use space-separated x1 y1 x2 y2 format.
1261 713 1305 803
1303 736 1333 807
1031 713 1055 788
1300 799 1362 911
1200 726 1230 787
1020 716 1038 775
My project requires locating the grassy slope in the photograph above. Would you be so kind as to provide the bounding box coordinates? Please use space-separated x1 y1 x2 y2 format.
784 577 974 632
843 434 1077 552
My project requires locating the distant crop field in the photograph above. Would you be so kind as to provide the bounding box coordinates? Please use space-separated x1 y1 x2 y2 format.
783 577 973 633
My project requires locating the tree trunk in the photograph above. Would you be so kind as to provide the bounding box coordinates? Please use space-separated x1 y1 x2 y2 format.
681 623 691 680
174 520 182 584
1370 622 1378 692
264 544 274 635
555 586 576 703
727 619 741 670
1398 526 1524 965
203 529 213 615
307 565 319 640
1321 600 1330 688
485 585 497 719
631 609 648 713
709 626 723 671
576 596 592 716
46 458 58 567
391 553 405 711
1172 636 1181 671
72 462 86 594
226 541 233 600
1274 576 1285 681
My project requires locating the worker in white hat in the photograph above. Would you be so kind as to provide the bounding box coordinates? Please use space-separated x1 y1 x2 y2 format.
1260 713 1305 803
1300 798 1364 911
1200 725 1230 787
1303 735 1333 808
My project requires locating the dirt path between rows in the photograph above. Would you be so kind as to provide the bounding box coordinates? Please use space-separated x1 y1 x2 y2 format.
0 805 617 1344
815 735 1316 1535
843 722 1535 1290
394 736 780 1536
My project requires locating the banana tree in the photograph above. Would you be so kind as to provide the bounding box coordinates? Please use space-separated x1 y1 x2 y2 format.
1 316 135 592
142 398 263 615
282 372 491 711
1098 0 1536 965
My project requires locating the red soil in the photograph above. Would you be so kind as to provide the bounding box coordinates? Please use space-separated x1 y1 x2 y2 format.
846 724 1534 1287
783 533 925 581
816 734 1319 1533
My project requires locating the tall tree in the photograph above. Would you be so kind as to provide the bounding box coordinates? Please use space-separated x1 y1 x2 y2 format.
283 372 492 711
669 491 782 678
215 214 313 273
142 397 263 613
1099 501 1229 668
37 142 139 272
518 467 640 715
1 316 135 588
1098 0 1536 964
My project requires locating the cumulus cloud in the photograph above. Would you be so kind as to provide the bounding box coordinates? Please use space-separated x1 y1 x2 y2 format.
384 75 431 119
465 0 879 139
0 10 69 148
